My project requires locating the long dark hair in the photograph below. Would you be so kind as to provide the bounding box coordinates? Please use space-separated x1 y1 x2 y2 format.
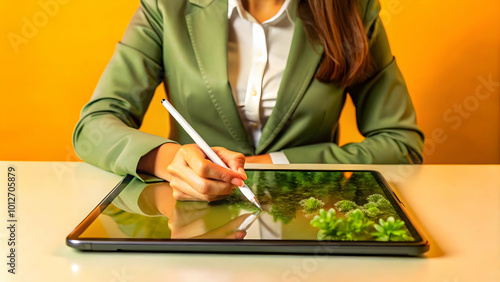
298 0 373 87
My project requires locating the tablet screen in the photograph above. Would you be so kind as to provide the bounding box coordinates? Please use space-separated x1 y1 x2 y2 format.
75 170 421 243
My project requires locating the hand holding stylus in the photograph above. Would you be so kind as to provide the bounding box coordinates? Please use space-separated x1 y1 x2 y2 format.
161 99 261 208
167 144 248 201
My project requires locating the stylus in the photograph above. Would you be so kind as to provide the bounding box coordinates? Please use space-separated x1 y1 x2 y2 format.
235 210 261 232
161 99 262 210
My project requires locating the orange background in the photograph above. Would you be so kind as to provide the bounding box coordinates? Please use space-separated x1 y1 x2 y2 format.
1 0 499 164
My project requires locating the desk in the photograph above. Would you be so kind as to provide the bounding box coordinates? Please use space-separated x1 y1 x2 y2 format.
0 162 499 281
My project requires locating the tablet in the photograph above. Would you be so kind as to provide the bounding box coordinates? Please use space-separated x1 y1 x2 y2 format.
67 169 429 256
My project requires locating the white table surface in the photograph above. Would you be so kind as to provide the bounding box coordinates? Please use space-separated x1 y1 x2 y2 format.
0 161 498 282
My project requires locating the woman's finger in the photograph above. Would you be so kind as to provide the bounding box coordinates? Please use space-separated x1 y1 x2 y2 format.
180 144 244 184
166 144 245 202
168 155 235 198
170 175 233 201
212 147 247 180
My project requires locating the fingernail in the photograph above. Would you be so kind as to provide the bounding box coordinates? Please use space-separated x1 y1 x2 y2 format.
238 168 247 180
231 178 244 187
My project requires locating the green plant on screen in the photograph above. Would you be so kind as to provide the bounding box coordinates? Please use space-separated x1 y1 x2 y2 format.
300 197 325 214
371 217 414 241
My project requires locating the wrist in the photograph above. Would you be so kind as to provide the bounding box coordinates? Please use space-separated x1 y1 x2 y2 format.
245 154 272 164
137 143 181 181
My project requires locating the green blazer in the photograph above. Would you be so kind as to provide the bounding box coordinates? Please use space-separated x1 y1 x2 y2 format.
73 0 424 180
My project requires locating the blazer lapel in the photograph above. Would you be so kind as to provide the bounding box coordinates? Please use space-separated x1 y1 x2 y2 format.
256 19 324 154
186 0 254 154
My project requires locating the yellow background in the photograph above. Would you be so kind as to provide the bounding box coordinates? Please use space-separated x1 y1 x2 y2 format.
1 0 499 163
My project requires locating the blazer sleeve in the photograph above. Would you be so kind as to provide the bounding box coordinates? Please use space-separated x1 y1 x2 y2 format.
73 0 175 180
281 0 424 164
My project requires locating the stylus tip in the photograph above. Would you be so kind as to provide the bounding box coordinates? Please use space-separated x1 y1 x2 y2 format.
252 197 262 210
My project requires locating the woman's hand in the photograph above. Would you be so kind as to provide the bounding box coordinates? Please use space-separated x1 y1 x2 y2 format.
245 154 272 163
137 143 274 201
166 144 247 201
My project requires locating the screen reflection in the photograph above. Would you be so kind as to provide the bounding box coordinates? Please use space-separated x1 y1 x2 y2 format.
80 171 415 242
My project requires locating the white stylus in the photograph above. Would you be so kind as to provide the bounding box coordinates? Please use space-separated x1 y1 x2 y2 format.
161 99 262 210
235 210 261 232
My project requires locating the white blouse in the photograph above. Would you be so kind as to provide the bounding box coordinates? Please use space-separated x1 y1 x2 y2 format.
227 0 295 164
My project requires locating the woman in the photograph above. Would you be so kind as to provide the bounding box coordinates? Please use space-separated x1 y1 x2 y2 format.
73 0 424 201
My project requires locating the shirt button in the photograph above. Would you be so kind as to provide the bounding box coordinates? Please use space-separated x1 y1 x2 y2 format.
256 50 263 57
251 88 258 96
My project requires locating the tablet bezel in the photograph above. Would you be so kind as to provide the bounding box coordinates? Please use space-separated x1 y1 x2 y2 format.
66 168 429 256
